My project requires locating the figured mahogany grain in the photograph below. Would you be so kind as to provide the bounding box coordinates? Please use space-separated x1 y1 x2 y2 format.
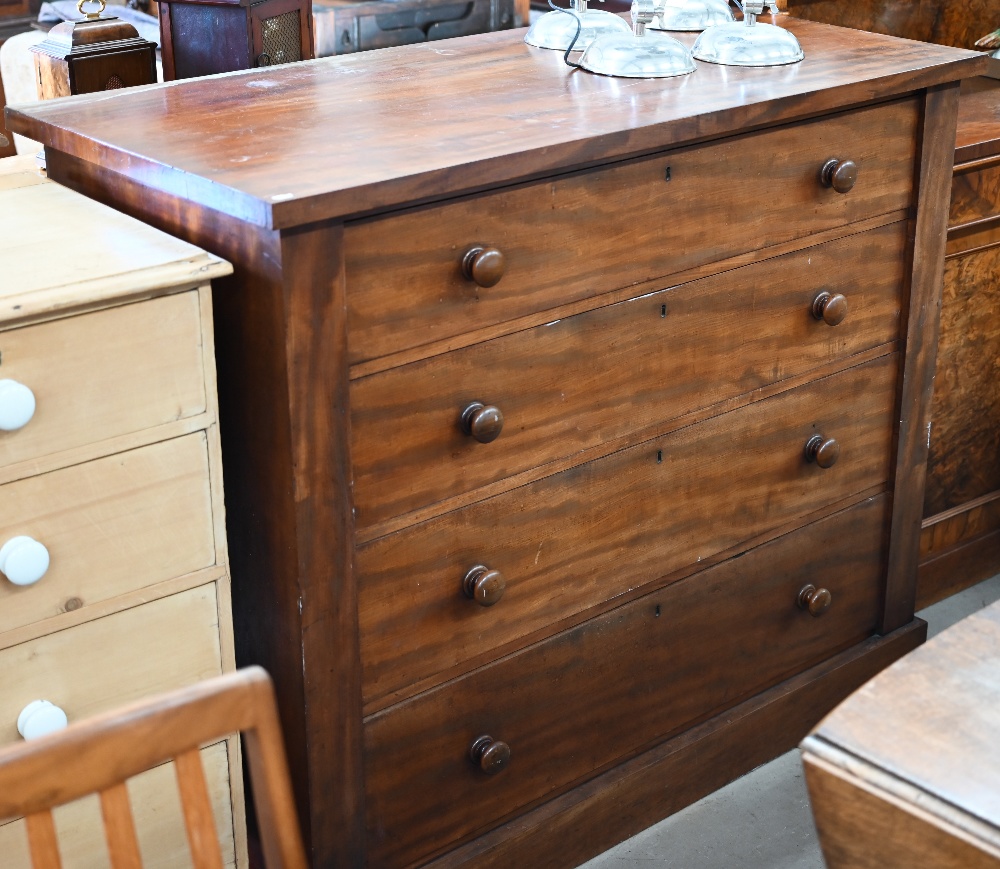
344 101 917 362
4 21 984 229
358 355 898 709
429 619 925 869
955 77 1000 165
350 222 908 528
924 245 1000 515
363 497 888 868
950 162 1000 226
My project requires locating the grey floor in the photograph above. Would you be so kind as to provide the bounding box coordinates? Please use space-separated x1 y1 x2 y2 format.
581 573 1000 869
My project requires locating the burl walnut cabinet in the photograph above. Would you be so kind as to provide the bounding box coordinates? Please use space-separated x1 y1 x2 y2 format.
6 19 985 867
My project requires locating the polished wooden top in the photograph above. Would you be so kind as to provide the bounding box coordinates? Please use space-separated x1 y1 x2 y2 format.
6 18 985 229
956 76 1000 164
809 598 1000 835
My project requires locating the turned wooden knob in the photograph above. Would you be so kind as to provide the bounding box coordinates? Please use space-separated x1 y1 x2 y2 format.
805 434 840 469
812 291 848 326
464 565 506 606
462 246 506 288
460 402 504 443
470 735 510 774
798 584 833 616
820 158 858 194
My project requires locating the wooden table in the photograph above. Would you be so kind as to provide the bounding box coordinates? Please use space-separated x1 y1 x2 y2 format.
6 20 986 868
802 598 1000 868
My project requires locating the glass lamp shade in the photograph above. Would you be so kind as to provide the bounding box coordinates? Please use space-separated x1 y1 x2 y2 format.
650 0 733 32
525 2 631 52
691 18 804 66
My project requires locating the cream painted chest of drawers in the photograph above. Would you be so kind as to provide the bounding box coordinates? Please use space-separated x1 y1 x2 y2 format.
0 159 246 868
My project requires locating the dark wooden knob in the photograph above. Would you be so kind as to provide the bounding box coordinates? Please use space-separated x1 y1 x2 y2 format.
462 246 506 288
820 158 858 194
812 291 848 326
805 434 840 469
470 735 510 774
464 565 506 606
460 402 504 443
798 584 833 616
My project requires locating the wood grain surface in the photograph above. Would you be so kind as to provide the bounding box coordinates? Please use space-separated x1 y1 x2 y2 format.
924 245 1000 515
358 355 898 709
364 497 888 868
955 77 1000 165
350 222 908 527
4 20 984 228
344 100 917 362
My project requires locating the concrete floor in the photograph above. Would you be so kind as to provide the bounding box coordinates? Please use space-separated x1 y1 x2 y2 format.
581 573 1000 869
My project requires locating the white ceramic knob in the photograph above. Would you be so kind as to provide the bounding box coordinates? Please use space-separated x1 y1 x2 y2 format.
0 380 36 431
0 536 50 586
17 700 68 740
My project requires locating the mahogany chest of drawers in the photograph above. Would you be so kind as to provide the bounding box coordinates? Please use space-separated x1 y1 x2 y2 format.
6 19 985 867
0 160 246 867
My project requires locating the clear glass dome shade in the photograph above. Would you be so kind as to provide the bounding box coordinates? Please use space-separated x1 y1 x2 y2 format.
524 0 631 52
650 0 734 32
577 0 697 77
691 7 804 66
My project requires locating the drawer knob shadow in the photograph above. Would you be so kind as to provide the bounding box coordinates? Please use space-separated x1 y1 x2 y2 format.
463 565 506 606
470 735 510 775
0 379 37 431
804 434 840 469
460 401 505 443
811 291 849 326
462 246 506 288
798 584 833 617
0 535 51 587
820 158 859 194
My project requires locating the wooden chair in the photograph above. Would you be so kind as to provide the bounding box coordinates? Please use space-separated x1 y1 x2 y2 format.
0 666 308 869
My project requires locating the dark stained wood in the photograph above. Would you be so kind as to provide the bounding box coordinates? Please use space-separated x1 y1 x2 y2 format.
925 246 1000 515
955 77 1000 165
918 495 1000 609
12 21 978 868
3 21 985 230
950 161 1000 226
881 82 962 634
351 223 908 529
781 0 1000 49
344 100 918 362
803 597 1000 867
0 69 16 159
358 356 898 710
429 618 926 869
365 497 889 868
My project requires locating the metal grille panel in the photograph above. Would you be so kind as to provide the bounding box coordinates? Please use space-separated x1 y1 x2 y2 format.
260 10 302 65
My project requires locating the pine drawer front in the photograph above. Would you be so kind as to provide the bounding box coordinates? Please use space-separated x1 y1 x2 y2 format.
344 98 918 363
0 584 224 750
358 353 898 709
0 433 217 636
351 222 907 527
363 495 888 867
0 741 237 869
0 291 207 476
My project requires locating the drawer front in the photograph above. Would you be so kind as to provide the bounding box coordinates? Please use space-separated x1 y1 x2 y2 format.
358 354 898 708
950 161 1000 227
351 222 907 527
0 434 217 636
345 98 918 362
0 584 223 750
0 741 236 869
0 292 207 473
364 496 889 867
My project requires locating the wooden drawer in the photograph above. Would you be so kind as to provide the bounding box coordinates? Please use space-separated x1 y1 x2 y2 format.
0 292 207 476
351 222 907 527
358 354 898 709
950 161 1000 227
0 434 217 637
345 98 918 363
0 741 237 869
364 495 888 867
0 584 224 750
